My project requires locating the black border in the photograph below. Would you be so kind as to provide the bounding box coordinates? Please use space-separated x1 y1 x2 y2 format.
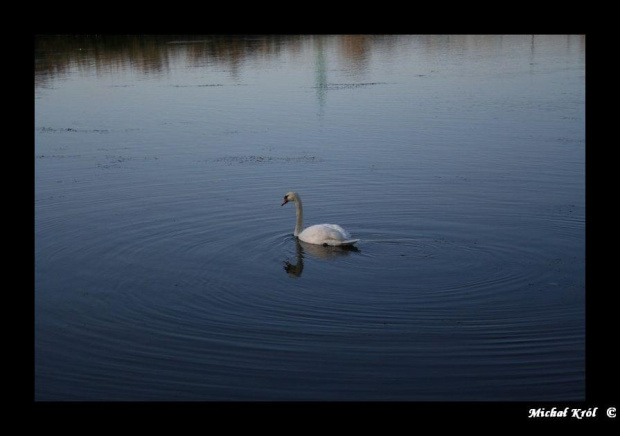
31 12 614 427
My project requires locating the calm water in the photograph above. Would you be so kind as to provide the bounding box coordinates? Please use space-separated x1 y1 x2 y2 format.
35 35 585 401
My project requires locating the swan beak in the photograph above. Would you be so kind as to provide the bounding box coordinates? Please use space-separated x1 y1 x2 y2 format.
281 198 289 206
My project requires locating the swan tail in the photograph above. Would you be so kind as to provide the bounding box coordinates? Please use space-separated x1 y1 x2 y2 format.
336 239 360 247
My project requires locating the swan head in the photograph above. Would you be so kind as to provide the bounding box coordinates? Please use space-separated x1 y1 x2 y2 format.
281 191 298 206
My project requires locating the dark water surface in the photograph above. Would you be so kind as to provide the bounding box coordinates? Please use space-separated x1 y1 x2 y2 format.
35 35 585 401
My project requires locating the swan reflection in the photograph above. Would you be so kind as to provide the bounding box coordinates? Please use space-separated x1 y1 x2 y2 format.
283 238 360 278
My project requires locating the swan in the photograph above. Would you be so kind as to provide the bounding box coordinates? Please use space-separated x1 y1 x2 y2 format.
281 191 359 247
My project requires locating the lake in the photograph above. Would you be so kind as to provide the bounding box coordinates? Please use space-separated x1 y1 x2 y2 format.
35 35 585 401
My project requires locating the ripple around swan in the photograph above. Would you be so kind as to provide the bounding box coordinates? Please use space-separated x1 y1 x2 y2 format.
35 168 584 400
345 235 530 303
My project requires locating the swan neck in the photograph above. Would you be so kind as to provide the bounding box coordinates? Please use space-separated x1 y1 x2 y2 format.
294 196 303 237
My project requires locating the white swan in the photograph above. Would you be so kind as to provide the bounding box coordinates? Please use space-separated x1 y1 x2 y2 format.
281 191 359 247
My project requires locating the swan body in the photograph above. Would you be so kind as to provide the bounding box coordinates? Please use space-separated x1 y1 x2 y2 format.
281 191 359 247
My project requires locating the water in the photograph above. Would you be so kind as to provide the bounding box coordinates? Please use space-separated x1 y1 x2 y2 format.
35 35 585 401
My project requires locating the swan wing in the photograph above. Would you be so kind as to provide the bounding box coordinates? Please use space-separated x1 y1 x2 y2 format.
298 224 359 246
